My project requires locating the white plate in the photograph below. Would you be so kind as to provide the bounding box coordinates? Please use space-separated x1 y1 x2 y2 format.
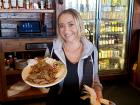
22 63 67 88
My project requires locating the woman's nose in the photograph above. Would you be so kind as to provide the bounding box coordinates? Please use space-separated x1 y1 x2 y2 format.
64 26 69 32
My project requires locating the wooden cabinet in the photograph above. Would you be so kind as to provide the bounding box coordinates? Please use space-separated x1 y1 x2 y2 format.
0 38 54 102
0 0 62 102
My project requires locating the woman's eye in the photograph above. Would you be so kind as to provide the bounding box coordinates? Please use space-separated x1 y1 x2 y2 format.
69 24 74 27
59 25 64 28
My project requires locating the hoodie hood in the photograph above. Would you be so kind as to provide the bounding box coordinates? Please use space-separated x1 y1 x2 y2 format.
51 37 99 91
52 37 95 61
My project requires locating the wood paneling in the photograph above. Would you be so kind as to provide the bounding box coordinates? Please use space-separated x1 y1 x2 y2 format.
131 0 140 87
133 0 140 29
135 35 140 87
1 38 54 52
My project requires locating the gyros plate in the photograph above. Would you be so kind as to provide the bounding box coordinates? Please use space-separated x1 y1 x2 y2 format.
22 57 67 88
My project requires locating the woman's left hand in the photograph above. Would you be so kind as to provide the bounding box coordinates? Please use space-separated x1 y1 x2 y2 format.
95 90 103 101
80 85 101 105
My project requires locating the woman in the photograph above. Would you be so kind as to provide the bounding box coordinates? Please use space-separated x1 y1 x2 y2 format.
46 8 103 105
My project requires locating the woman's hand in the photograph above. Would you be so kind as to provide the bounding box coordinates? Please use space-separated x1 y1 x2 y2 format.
95 89 103 101
94 86 103 101
80 85 100 105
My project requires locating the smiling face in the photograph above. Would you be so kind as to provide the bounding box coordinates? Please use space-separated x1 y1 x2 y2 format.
58 13 80 43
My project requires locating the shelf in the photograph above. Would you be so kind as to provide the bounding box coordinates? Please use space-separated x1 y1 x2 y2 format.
99 70 128 80
101 18 125 21
0 9 55 13
100 31 125 34
0 38 54 52
99 44 123 48
0 28 16 29
6 70 22 75
7 87 48 101
99 69 127 75
99 57 120 60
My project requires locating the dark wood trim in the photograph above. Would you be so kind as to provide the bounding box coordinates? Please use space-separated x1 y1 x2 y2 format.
136 35 140 87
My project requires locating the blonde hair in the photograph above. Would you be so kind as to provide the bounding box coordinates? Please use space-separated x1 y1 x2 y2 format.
57 8 84 39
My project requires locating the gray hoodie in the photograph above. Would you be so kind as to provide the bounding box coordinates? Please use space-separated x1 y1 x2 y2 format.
46 36 102 92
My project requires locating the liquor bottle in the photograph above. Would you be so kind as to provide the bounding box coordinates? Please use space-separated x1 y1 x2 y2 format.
108 34 112 45
107 0 111 6
105 34 108 45
29 0 33 9
114 21 118 32
118 22 123 32
26 0 30 9
104 50 107 58
40 0 45 9
112 0 118 6
110 49 113 58
0 0 2 8
107 49 111 58
100 22 105 33
114 34 119 44
3 0 10 9
111 35 114 44
32 0 38 9
8 55 15 70
105 22 109 32
99 36 103 45
45 47 50 57
4 58 9 70
102 34 106 45
11 0 17 9
108 22 111 32
18 0 24 8
99 50 102 58
101 0 106 6
116 0 121 6
111 22 115 32
46 0 52 9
